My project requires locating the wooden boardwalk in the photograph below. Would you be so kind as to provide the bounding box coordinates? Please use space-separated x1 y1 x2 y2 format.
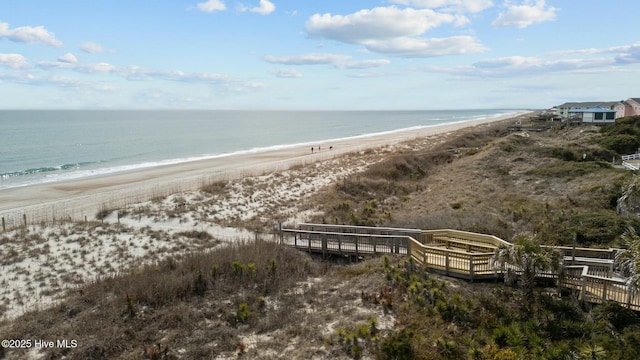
279 223 640 310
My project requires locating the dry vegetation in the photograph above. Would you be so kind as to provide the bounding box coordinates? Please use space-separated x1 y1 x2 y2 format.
311 115 638 247
4 114 640 359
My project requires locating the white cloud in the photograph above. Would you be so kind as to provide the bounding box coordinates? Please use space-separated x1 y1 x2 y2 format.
34 59 265 94
36 60 73 71
306 7 464 44
492 0 558 28
340 59 391 69
0 21 63 47
80 41 113 54
270 68 303 78
57 53 78 63
435 55 616 78
403 41 640 80
264 53 391 70
305 6 485 58
38 60 117 74
264 53 352 65
364 35 487 57
389 0 494 13
196 0 226 13
615 43 640 64
81 62 118 73
250 0 275 15
44 76 115 91
0 71 114 92
0 53 29 69
549 43 640 61
0 72 36 83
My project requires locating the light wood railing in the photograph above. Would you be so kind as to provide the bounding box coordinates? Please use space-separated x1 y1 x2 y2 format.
280 223 639 309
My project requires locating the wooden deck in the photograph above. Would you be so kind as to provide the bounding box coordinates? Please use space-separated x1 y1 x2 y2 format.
279 223 640 310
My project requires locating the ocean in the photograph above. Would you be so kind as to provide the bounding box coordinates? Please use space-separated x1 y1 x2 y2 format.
0 109 520 190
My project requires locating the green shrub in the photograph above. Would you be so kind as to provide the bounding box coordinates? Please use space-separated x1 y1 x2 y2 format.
236 302 252 323
526 161 610 178
599 134 640 154
335 200 351 211
231 261 245 274
201 180 227 194
568 211 629 246
95 208 112 220
193 272 207 296
548 147 578 161
379 329 414 360
592 301 640 332
175 230 213 240
601 123 640 137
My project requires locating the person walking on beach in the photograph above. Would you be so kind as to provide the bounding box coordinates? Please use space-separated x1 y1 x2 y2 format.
311 147 314 154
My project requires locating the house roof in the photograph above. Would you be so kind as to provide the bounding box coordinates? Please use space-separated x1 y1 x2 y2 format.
557 101 616 109
568 107 615 113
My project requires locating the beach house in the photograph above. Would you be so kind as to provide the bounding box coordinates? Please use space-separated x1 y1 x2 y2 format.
568 107 616 124
613 98 640 118
556 101 618 119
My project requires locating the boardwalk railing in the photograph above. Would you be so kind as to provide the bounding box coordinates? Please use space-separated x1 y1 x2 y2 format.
422 229 510 252
297 223 424 242
281 229 410 257
622 153 640 161
408 237 496 280
281 223 640 310
621 153 640 170
563 266 640 311
622 161 639 171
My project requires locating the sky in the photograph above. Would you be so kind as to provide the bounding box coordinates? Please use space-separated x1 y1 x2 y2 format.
0 0 638 110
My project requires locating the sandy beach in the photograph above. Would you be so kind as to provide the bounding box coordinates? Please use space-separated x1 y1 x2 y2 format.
0 110 532 322
0 111 530 230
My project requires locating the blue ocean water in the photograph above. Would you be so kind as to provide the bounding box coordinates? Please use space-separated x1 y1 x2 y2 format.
0 109 520 189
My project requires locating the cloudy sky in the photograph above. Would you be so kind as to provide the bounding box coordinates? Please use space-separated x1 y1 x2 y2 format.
1 0 638 110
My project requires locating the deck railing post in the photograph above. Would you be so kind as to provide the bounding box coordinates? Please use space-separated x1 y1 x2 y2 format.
627 284 633 309
469 255 475 280
338 236 342 256
373 236 377 254
580 276 587 302
355 236 359 258
609 261 614 277
322 233 327 256
445 250 450 276
602 280 608 302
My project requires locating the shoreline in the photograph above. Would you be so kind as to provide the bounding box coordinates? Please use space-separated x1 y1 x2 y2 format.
0 111 523 191
0 111 532 229
0 110 532 321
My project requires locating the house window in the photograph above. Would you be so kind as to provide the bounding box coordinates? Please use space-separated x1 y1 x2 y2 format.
606 112 614 120
595 112 604 120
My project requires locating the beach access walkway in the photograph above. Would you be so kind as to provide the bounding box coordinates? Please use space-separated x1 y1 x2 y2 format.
279 223 639 311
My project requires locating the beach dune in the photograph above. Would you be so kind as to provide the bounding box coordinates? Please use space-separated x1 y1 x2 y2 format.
0 112 530 230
